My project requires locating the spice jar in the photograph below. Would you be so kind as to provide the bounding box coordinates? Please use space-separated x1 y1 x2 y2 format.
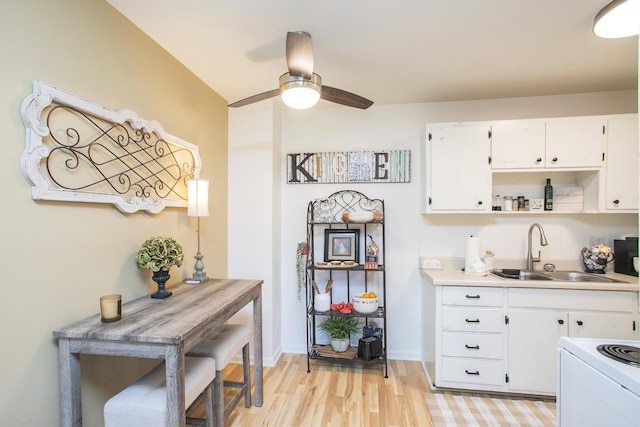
504 196 513 211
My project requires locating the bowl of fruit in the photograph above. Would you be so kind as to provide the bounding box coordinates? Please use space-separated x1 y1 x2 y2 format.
352 292 379 313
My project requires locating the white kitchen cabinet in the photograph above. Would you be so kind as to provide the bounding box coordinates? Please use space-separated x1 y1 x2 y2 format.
603 116 639 211
491 117 606 170
544 117 606 168
431 284 638 396
507 288 638 396
423 114 637 214
426 123 491 211
491 122 546 169
434 286 508 392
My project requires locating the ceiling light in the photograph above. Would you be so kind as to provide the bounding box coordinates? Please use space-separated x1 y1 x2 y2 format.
593 0 640 38
279 72 322 109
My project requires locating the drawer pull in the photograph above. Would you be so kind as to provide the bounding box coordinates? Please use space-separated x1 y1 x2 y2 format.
465 344 480 350
465 319 480 323
465 294 480 299
465 370 480 376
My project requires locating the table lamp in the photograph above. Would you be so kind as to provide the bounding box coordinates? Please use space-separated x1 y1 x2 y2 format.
187 179 209 283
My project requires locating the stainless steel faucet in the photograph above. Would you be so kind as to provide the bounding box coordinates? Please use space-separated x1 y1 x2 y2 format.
526 223 548 270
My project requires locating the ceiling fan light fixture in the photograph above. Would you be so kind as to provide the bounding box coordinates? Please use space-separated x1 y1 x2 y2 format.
593 0 640 38
279 72 322 109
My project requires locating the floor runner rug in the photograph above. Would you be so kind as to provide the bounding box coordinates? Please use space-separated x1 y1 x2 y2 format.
425 391 556 426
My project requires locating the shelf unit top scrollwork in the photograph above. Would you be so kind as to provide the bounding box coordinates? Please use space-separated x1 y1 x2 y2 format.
20 80 202 214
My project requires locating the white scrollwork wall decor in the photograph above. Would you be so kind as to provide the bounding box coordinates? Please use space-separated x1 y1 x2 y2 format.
20 80 202 214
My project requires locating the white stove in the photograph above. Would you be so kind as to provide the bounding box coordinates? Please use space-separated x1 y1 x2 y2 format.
558 336 640 427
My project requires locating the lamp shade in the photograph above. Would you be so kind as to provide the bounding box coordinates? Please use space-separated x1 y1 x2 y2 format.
593 0 640 38
187 179 209 217
279 72 322 109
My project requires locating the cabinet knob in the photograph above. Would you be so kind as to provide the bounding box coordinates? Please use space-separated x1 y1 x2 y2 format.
536 157 542 163
613 199 620 205
478 200 483 205
558 319 564 325
552 157 558 162
577 320 583 326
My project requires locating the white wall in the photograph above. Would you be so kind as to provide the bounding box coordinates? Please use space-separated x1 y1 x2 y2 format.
228 90 638 364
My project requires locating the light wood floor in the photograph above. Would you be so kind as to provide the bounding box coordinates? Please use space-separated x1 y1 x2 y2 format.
188 353 434 427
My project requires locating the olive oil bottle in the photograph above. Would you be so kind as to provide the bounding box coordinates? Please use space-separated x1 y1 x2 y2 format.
544 178 553 211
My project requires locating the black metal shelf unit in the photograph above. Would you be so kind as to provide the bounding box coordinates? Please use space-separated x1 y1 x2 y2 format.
305 190 387 377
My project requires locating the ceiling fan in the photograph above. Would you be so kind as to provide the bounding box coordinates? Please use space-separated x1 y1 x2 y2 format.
228 31 374 110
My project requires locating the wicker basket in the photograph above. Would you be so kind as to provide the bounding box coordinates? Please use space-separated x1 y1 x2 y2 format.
581 249 614 274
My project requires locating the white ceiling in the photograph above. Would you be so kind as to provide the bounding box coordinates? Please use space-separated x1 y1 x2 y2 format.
105 0 638 108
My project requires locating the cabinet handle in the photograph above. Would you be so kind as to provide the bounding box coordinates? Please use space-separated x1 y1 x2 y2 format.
552 157 558 162
577 320 583 326
478 201 483 205
465 344 480 350
613 199 620 205
465 294 480 299
536 157 542 163
465 370 480 375
558 319 564 325
465 319 480 323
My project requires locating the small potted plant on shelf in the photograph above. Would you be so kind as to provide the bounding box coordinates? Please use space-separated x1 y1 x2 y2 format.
318 316 361 352
136 236 184 299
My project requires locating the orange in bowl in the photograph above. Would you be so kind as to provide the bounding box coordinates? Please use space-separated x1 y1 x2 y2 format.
352 293 379 313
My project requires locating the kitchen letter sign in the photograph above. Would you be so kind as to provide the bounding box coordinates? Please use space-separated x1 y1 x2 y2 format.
287 150 411 184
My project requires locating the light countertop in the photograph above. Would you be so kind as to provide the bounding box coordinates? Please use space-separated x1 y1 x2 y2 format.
421 268 639 292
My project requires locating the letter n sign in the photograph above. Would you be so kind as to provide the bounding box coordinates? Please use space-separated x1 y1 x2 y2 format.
287 150 411 184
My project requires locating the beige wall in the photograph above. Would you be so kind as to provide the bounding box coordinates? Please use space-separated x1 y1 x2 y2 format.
0 1 228 426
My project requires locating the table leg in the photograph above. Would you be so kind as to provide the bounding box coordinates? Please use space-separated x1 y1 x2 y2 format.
253 289 263 407
58 339 82 427
165 344 186 427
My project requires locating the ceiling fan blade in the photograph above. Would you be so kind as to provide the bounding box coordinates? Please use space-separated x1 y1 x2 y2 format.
321 86 374 110
228 89 280 108
286 31 313 79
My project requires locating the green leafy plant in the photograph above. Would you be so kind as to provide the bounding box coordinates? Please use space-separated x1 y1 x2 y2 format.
136 236 184 272
318 316 361 340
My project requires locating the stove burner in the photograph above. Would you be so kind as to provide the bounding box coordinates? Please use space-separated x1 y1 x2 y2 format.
597 344 640 367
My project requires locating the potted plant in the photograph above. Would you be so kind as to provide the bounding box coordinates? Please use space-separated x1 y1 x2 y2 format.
318 316 361 352
136 236 184 299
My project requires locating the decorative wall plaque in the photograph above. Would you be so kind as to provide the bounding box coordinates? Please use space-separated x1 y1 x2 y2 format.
287 150 411 184
21 81 201 214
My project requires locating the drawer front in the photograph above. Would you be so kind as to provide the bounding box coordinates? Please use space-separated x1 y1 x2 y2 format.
509 288 635 312
441 358 505 386
442 333 504 359
442 307 504 333
442 286 504 307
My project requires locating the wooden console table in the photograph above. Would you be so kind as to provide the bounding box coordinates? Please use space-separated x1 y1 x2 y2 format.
53 278 263 427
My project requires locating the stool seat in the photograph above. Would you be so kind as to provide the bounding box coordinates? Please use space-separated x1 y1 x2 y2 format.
104 356 215 427
188 324 251 427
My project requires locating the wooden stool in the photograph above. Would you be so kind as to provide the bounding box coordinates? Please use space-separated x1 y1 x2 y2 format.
188 324 251 427
104 356 215 427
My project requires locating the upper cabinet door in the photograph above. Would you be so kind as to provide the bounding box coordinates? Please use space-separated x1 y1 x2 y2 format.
427 124 491 211
545 118 606 168
491 122 546 169
604 117 639 210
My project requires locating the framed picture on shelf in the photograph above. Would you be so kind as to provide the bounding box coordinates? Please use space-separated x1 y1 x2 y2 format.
324 229 360 262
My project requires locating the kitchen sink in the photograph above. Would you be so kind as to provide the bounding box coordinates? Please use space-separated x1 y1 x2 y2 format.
491 269 552 281
490 269 628 283
541 271 627 283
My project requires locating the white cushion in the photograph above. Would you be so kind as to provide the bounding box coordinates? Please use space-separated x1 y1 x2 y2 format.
188 324 250 368
104 356 215 427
